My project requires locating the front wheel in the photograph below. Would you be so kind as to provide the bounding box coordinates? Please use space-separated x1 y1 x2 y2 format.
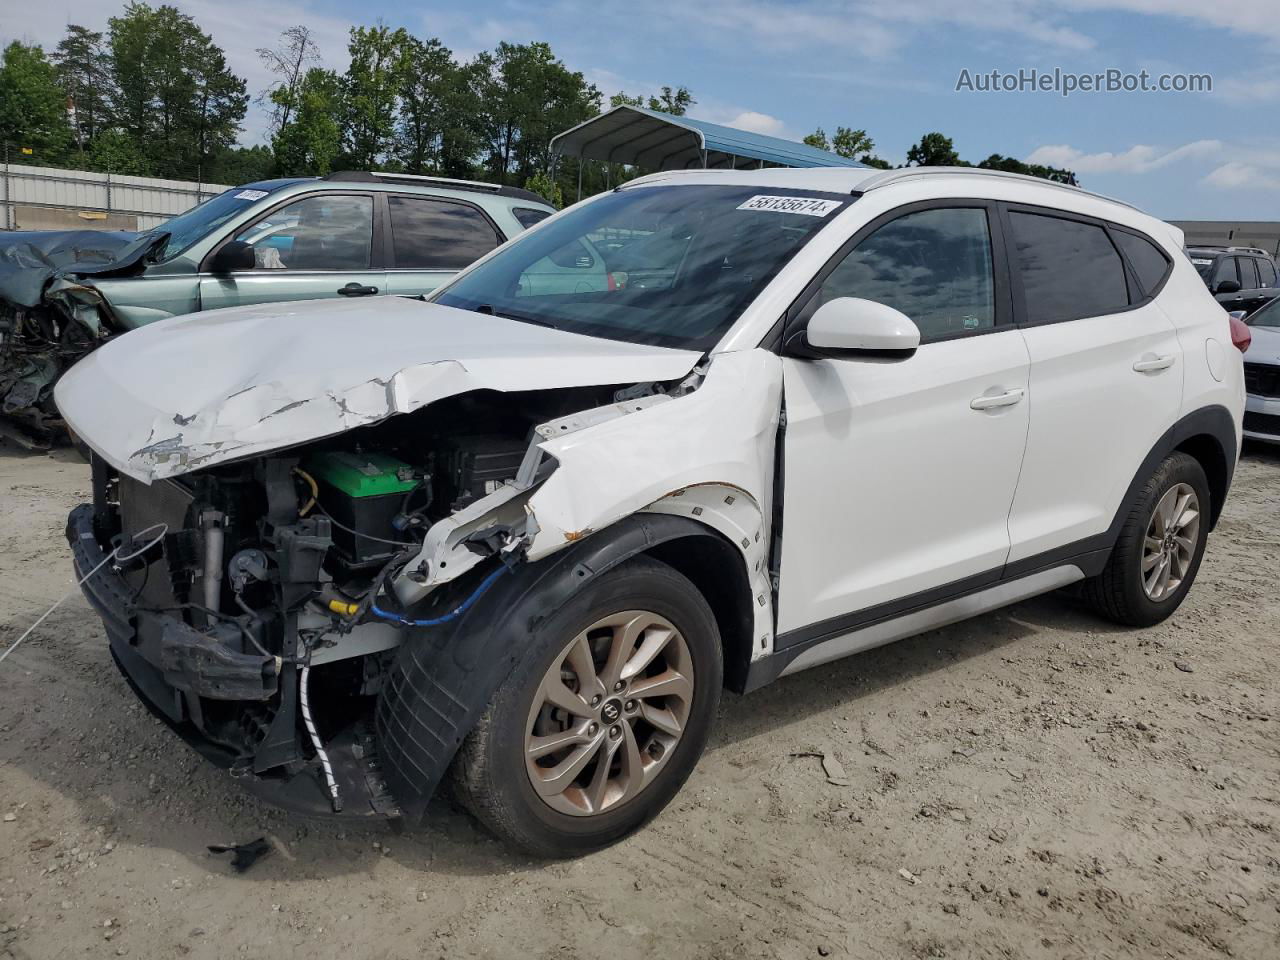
449 556 723 857
1082 452 1211 627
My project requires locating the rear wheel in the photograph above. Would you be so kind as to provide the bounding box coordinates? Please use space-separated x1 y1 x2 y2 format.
1083 452 1210 627
449 556 722 857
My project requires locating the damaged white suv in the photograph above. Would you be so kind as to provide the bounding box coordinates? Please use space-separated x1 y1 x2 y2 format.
60 167 1243 856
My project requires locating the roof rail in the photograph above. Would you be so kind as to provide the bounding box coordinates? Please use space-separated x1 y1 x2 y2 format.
322 170 550 206
854 166 1142 213
1187 244 1271 257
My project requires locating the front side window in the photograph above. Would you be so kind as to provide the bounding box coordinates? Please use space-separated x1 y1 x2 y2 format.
389 197 501 269
1249 297 1280 327
806 207 996 342
1113 230 1171 298
1211 257 1237 288
1009 211 1128 323
436 185 847 351
234 194 373 270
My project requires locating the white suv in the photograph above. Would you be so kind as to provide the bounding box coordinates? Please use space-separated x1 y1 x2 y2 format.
60 166 1244 857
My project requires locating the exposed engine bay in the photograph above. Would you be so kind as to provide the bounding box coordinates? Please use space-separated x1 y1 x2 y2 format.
74 383 649 817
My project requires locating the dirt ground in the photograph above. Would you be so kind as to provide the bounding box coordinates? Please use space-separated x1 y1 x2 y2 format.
0 443 1277 960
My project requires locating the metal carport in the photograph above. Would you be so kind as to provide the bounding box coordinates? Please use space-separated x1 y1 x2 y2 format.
551 105 864 197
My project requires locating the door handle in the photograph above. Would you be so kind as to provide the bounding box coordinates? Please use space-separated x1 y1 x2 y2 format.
970 388 1025 411
338 283 379 297
1132 355 1175 373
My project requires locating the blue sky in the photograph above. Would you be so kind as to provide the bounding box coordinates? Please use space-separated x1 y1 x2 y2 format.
6 0 1280 219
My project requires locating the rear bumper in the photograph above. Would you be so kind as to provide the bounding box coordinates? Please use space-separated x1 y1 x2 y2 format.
66 503 401 820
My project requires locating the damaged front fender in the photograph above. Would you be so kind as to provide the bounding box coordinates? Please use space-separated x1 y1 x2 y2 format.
394 349 784 656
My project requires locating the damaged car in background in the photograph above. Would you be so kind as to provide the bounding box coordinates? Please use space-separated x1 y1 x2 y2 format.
61 167 1242 857
0 172 552 448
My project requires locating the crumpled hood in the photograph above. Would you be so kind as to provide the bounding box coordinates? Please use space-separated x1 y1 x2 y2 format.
0 229 156 307
55 296 701 482
1244 323 1280 367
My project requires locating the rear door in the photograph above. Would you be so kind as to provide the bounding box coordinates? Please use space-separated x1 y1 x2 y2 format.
1002 206 1182 568
382 195 505 296
199 192 385 310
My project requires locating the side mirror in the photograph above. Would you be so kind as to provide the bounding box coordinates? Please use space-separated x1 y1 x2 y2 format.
797 297 921 358
1216 279 1241 295
1227 310 1248 322
209 239 255 274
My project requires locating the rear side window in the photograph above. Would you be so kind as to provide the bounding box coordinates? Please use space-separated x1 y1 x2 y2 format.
1238 257 1260 289
1008 211 1128 323
1113 230 1171 298
388 197 501 269
512 206 553 229
1259 259 1277 287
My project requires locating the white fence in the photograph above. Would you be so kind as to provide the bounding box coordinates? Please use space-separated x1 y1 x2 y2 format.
0 163 231 232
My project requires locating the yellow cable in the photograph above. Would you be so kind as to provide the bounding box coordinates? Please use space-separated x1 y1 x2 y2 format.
293 467 318 516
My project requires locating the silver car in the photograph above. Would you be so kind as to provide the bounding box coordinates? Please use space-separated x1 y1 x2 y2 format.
1242 298 1280 443
0 172 554 447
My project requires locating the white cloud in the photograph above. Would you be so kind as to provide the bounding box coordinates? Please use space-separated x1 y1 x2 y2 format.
1027 140 1223 174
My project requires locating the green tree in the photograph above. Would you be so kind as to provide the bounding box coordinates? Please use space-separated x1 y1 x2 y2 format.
107 3 246 179
257 26 320 138
978 153 1077 185
524 171 562 208
272 67 343 175
207 144 274 185
611 85 694 116
805 125 890 167
342 23 410 169
0 41 72 163
394 34 468 174
52 26 114 151
906 131 965 167
473 42 600 185
86 128 149 175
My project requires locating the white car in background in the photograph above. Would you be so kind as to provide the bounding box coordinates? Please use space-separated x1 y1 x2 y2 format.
59 165 1244 857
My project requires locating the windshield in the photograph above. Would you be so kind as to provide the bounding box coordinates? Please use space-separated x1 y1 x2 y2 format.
1248 297 1280 327
157 184 289 261
435 185 849 351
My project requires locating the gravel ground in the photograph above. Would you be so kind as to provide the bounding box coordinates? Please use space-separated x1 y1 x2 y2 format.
1 444 1277 960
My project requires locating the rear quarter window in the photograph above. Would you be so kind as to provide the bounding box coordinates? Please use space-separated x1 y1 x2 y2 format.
512 206 553 229
1112 230 1172 298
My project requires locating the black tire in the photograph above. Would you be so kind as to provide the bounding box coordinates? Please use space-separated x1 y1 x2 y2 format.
448 555 722 858
1082 452 1211 627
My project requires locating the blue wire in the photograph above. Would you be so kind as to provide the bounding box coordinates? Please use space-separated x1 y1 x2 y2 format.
370 564 509 627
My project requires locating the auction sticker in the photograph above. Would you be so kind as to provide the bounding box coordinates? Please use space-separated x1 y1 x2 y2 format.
737 195 842 217
234 189 270 201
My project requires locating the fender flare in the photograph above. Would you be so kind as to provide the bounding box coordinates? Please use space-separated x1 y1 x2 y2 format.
375 512 748 822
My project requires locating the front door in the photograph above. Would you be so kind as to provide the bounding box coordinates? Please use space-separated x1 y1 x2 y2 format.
775 203 1030 639
199 192 386 310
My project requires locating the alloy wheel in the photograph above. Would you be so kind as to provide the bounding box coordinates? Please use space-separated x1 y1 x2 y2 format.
1141 482 1200 602
524 610 695 817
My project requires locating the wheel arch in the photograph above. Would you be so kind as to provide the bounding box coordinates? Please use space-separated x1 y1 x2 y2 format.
1133 405 1237 532
376 512 757 822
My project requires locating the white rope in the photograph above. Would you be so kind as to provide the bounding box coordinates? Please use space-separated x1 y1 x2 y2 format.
0 522 168 666
299 664 342 812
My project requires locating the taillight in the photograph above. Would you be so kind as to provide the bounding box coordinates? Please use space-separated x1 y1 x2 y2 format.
1229 315 1252 353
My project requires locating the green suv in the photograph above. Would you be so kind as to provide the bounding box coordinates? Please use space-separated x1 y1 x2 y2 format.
0 172 554 446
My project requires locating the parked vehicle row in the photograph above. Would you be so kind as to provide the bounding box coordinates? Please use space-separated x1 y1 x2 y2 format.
58 165 1245 856
0 172 554 447
1189 244 1280 315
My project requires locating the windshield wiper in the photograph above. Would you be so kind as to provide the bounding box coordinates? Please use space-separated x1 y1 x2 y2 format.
471 304 557 329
